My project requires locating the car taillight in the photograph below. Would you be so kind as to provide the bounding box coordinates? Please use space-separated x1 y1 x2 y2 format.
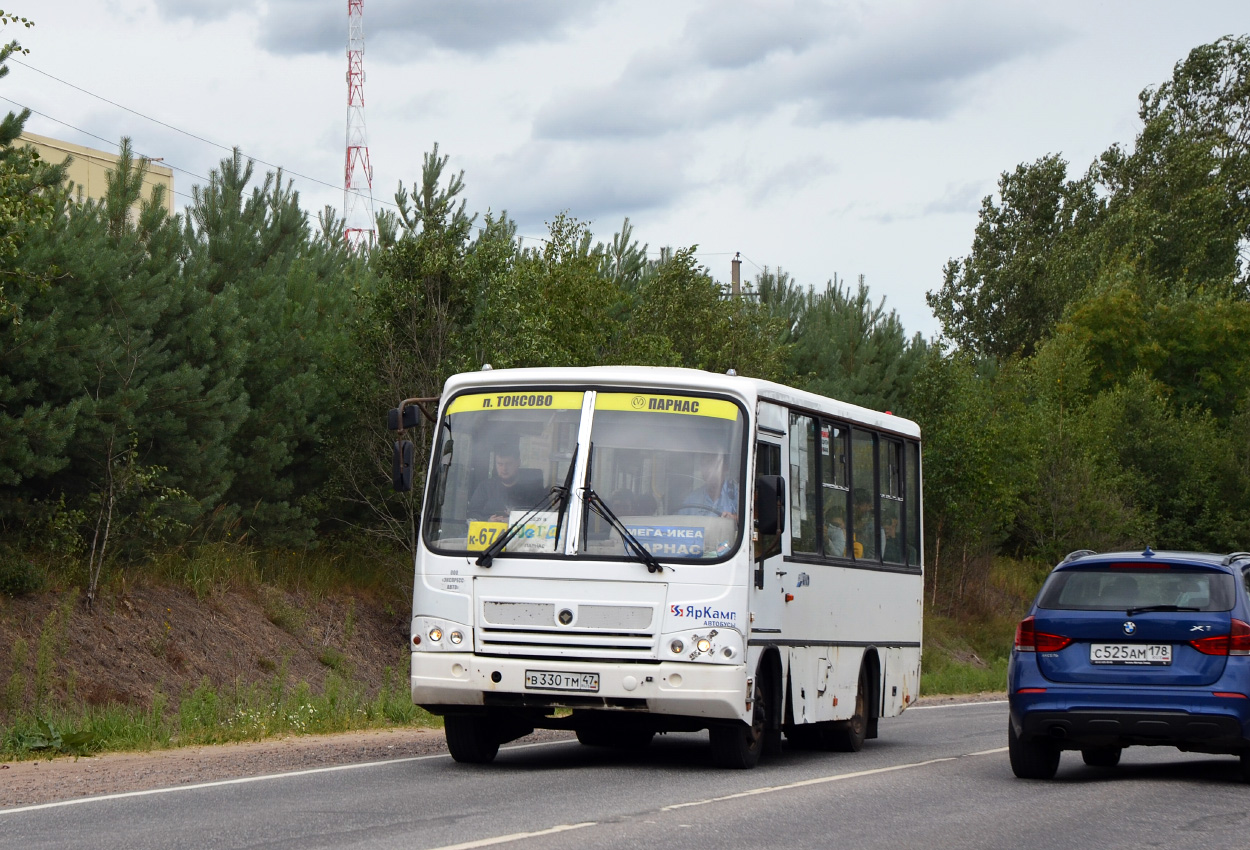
1189 619 1250 656
1014 616 1072 652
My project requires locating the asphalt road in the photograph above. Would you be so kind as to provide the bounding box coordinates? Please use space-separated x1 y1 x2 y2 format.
3 701 1249 850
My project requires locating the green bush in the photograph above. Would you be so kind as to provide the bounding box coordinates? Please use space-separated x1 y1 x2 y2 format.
0 550 44 597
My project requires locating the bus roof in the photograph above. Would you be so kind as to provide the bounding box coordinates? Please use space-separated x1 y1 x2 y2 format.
440 365 920 440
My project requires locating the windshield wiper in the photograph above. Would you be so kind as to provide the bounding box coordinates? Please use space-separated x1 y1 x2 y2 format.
475 447 579 568
582 486 665 574
1125 604 1202 616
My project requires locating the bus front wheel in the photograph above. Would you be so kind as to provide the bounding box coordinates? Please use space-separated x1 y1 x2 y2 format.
444 715 500 764
709 679 767 769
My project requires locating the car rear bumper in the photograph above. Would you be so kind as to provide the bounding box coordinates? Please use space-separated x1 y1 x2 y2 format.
1016 708 1245 749
1009 689 1250 752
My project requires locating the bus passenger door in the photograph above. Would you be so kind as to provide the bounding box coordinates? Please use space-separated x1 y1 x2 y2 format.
750 439 787 635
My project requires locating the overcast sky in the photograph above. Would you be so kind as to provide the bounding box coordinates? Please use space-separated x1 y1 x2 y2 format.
8 1 1248 338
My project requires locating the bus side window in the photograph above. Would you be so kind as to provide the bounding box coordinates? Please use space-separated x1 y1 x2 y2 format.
907 442 921 566
852 429 877 560
789 413 819 554
822 423 850 558
880 439 904 563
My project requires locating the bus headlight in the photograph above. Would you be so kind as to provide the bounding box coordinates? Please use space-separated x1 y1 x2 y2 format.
413 618 471 651
663 629 742 663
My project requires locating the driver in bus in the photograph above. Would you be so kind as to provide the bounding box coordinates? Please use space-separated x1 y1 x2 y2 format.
678 453 739 520
467 439 545 522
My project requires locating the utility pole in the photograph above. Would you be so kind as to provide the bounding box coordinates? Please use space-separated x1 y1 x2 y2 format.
731 252 742 297
343 0 375 247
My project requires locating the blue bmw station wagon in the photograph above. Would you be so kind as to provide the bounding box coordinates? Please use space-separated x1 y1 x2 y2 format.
1008 548 1250 781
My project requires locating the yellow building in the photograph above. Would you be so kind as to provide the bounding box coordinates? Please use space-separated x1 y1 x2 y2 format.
17 131 175 215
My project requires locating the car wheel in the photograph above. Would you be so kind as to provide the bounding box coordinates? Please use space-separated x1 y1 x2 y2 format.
1081 746 1122 768
444 715 500 764
1240 751 1250 784
1008 720 1060 779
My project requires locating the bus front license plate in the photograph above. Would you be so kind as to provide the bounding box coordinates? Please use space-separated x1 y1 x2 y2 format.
1089 643 1172 665
524 670 600 692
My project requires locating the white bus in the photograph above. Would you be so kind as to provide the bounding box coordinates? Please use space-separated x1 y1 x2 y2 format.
390 366 923 768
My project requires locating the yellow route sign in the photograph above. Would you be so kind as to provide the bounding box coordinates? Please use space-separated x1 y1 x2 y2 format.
447 391 583 415
595 392 738 420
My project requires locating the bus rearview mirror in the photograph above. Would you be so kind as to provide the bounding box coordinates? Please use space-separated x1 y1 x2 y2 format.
387 406 421 431
393 440 415 491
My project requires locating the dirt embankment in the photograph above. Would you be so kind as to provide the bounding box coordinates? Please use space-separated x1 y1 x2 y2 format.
0 583 410 719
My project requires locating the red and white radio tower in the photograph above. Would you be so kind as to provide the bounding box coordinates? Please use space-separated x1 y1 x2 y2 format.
344 0 375 246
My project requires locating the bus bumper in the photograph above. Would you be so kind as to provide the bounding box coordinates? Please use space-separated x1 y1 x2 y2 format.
411 651 749 723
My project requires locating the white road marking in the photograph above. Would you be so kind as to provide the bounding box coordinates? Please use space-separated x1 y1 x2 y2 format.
0 739 573 816
661 757 958 811
965 747 1009 757
422 822 597 850
908 699 1008 710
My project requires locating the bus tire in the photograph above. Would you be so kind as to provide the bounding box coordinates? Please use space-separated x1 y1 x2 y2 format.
444 715 500 764
825 666 868 752
709 679 766 769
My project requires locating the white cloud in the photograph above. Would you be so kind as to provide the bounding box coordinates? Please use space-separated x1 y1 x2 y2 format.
473 141 691 233
535 0 1069 143
253 0 611 57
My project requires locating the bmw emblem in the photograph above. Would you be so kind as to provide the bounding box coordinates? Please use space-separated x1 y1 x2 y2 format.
1123 621 1136 636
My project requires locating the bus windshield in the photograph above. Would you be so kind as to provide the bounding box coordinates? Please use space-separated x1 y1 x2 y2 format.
422 388 746 562
423 391 583 553
581 392 745 562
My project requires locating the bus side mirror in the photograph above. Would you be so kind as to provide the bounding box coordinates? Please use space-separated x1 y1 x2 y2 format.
387 406 421 431
755 474 785 536
393 440 414 491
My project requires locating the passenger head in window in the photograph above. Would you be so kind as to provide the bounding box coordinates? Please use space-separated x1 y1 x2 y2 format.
609 490 638 515
467 438 544 522
825 510 847 557
678 453 739 520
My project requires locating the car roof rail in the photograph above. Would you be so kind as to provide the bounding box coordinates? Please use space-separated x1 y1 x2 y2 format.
1060 549 1097 564
1223 552 1250 566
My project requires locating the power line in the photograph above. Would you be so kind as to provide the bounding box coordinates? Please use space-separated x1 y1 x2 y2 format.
1 95 199 203
10 58 360 202
6 62 736 254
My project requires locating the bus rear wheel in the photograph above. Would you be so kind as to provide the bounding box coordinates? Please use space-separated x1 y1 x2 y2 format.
444 715 500 764
825 667 868 752
710 680 766 769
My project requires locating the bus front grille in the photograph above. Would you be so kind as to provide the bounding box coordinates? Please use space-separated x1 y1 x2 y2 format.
477 626 656 660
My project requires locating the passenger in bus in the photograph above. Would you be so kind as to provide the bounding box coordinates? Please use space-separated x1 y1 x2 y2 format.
825 513 848 557
467 441 546 522
882 513 903 563
678 453 739 519
853 489 874 559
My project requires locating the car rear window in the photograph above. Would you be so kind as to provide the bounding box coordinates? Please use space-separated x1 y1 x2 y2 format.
1037 567 1236 612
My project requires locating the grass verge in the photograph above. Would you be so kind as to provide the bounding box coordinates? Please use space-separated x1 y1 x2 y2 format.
1 663 435 759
